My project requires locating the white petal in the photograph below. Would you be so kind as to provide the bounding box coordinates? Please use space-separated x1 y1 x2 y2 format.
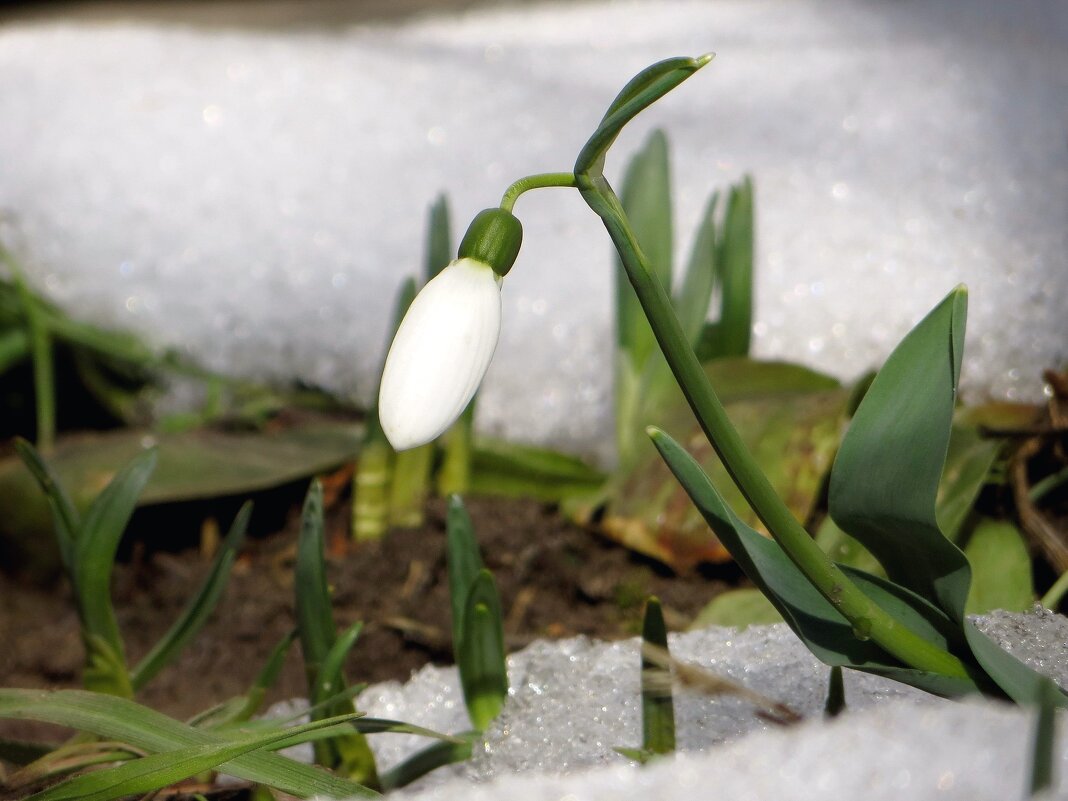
378 258 502 450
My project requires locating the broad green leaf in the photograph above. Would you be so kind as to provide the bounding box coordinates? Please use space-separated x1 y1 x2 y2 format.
936 424 1002 542
602 360 846 570
829 288 972 622
675 192 719 348
690 588 782 630
458 570 508 731
648 427 979 697
0 423 364 550
469 437 605 503
0 689 375 798
964 519 1034 615
962 622 1068 706
814 515 883 576
446 495 483 652
26 712 365 801
75 447 157 666
131 502 251 690
640 597 675 754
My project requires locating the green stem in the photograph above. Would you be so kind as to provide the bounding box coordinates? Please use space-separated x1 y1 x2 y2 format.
1040 569 1068 611
500 173 577 213
9 271 55 450
574 170 968 679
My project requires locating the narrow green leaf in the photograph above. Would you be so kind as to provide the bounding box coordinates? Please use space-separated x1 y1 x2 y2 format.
379 734 475 791
965 519 1034 615
1029 678 1059 795
26 712 365 801
425 194 452 282
829 288 973 622
446 495 484 652
712 177 754 358
675 191 719 348
458 570 508 730
469 438 605 503
648 427 979 697
315 621 364 706
824 666 845 718
131 502 251 690
640 597 675 754
14 438 80 571
575 55 712 175
0 689 376 799
613 747 656 764
76 448 158 668
82 634 134 698
296 479 336 677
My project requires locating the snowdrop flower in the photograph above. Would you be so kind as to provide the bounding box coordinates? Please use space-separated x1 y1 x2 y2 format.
379 208 522 450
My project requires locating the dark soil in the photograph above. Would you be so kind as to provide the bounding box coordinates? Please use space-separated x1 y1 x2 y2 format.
0 489 738 745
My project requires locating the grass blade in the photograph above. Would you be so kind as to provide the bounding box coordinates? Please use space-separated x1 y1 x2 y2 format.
75 447 158 678
315 621 363 706
713 176 754 358
458 570 508 731
296 479 335 678
131 502 251 690
26 713 365 801
425 193 452 282
640 597 675 754
446 495 484 651
0 689 375 798
14 438 80 571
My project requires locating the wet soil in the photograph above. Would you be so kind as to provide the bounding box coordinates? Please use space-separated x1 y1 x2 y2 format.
0 488 738 745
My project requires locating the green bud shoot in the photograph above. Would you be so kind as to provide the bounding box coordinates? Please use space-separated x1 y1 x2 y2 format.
458 208 523 277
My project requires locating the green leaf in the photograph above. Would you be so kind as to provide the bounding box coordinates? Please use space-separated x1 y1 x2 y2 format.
425 194 452 282
446 495 484 652
14 438 80 574
25 713 366 801
315 621 364 707
1029 678 1059 795
675 191 719 348
0 689 375 799
575 55 712 176
936 424 1002 542
617 129 673 365
640 598 675 754
824 666 845 718
648 427 979 697
131 502 251 690
602 360 846 570
965 519 1034 615
75 447 157 667
962 622 1068 707
689 588 782 630
829 288 972 622
710 176 754 359
469 437 605 503
458 570 508 731
814 515 883 576
379 734 475 791
296 480 335 676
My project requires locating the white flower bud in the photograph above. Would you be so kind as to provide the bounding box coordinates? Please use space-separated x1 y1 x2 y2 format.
378 257 502 450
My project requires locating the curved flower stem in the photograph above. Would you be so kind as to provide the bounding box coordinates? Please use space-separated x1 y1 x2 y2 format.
500 173 577 213
573 170 968 679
